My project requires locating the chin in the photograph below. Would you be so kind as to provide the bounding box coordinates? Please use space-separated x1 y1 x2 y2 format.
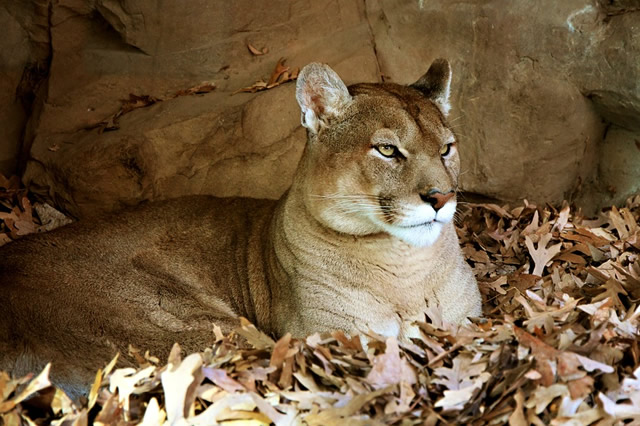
383 221 445 247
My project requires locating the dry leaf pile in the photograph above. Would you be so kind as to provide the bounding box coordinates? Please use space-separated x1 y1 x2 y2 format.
0 174 72 247
1 196 640 425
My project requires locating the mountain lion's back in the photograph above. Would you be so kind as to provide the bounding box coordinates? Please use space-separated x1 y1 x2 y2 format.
0 195 277 397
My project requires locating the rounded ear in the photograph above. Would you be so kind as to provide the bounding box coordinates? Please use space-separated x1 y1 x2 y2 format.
410 58 452 116
295 63 352 134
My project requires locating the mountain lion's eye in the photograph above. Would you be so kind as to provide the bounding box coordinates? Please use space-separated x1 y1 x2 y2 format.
376 145 397 158
440 143 453 157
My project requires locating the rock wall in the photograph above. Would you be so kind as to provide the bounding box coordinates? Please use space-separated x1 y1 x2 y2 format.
1 0 638 217
0 0 49 175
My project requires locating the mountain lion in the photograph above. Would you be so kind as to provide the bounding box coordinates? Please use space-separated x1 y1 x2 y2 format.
0 59 481 397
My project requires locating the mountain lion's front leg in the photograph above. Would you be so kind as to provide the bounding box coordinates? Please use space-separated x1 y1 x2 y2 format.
430 261 482 324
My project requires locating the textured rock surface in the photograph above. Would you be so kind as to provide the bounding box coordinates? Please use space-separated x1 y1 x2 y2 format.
0 8 27 174
0 0 50 175
1 0 638 216
591 126 640 207
366 0 619 203
21 0 380 216
0 4 32 175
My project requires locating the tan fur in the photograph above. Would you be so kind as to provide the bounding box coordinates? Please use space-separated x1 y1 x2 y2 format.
0 59 481 397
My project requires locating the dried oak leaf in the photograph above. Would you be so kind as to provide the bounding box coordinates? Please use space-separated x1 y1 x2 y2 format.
525 233 562 276
433 354 491 411
270 333 293 368
140 397 166 425
552 204 571 233
568 375 594 399
366 337 416 389
592 279 628 308
161 351 203 424
235 317 276 350
120 93 159 115
234 58 299 94
514 292 578 334
598 392 640 418
485 275 509 295
304 386 392 426
172 82 216 97
98 93 160 132
202 368 245 393
0 196 38 238
477 203 513 219
434 375 489 412
609 206 637 240
524 383 569 414
508 390 527 426
514 327 613 387
0 363 52 413
267 58 291 87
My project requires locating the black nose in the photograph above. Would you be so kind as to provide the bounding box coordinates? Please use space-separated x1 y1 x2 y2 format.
420 189 455 210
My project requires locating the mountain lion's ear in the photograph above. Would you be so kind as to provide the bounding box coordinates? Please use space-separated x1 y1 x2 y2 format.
296 63 352 134
410 58 452 116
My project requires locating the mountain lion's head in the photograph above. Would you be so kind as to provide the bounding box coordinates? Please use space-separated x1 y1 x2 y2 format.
295 59 460 247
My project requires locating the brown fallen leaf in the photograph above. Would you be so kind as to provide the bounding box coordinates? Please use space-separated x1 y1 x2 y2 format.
172 82 216 97
552 203 571 233
247 42 268 56
234 58 299 94
140 397 166 425
598 392 640 418
567 375 594 399
524 383 568 414
508 389 526 426
267 57 290 87
0 363 52 413
525 233 562 276
235 317 275 350
0 196 38 238
120 93 159 116
305 386 392 425
95 93 160 132
366 337 417 389
161 353 203 424
202 368 245 393
555 251 587 264
609 206 632 239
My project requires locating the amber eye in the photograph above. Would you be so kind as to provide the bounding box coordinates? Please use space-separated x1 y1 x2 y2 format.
440 143 453 157
376 144 397 158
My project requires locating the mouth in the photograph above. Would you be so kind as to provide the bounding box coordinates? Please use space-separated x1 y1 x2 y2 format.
396 220 439 228
379 217 445 247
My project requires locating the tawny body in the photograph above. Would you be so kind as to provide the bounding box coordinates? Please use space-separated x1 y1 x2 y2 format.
0 59 481 396
0 198 274 395
269 184 479 338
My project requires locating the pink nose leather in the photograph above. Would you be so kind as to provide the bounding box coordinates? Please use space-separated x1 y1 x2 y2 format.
421 191 455 210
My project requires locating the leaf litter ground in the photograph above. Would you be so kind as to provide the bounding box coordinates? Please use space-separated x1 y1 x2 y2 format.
1 187 639 425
